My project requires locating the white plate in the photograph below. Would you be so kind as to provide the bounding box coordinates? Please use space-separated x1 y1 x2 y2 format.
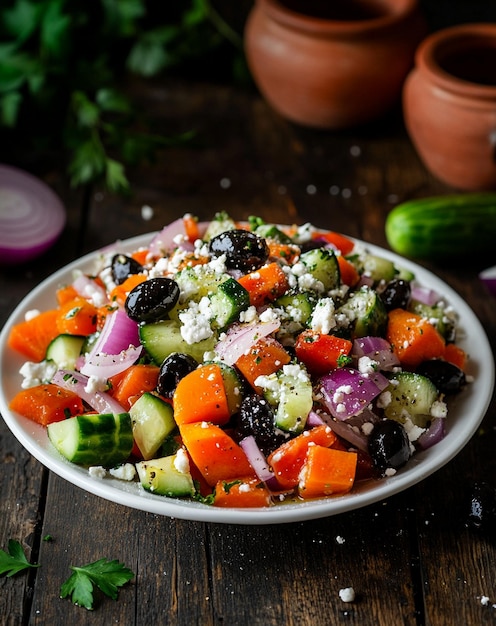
0 233 494 524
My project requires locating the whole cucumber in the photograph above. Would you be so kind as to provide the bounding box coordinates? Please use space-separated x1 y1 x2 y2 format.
385 193 496 259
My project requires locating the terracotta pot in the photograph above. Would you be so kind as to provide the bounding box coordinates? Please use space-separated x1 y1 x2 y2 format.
403 23 496 191
244 0 426 129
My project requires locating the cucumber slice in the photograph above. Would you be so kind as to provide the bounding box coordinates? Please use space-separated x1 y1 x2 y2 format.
136 450 195 497
383 372 439 427
262 364 313 433
217 362 245 415
46 334 85 370
253 223 292 244
139 320 216 365
208 278 250 329
300 248 340 291
337 286 388 338
47 412 133 467
129 392 176 460
275 289 317 325
362 253 397 283
409 301 456 342
203 212 237 240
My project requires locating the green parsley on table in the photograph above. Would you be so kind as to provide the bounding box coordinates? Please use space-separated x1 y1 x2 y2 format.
0 539 40 577
60 558 134 610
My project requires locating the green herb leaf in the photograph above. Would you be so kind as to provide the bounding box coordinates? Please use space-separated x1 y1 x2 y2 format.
0 539 40 577
60 558 134 610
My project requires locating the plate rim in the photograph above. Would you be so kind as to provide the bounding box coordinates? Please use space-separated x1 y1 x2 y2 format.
1 231 494 525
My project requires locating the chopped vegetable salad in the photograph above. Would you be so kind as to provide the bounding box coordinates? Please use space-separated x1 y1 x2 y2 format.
7 213 468 508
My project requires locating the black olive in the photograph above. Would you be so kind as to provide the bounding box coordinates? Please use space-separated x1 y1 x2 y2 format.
416 359 466 395
368 419 411 472
235 394 287 455
111 254 144 285
465 481 496 532
379 278 411 310
157 352 198 398
209 229 269 272
125 277 180 323
299 239 326 254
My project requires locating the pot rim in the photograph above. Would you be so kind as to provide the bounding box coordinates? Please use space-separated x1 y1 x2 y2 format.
257 0 421 36
415 23 496 100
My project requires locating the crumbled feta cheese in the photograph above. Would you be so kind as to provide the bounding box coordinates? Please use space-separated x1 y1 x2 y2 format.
109 463 136 481
179 301 213 344
336 535 345 544
361 422 374 436
174 448 190 474
310 298 336 334
19 360 57 389
88 466 107 480
358 355 378 374
260 307 282 324
84 375 108 394
430 399 448 418
403 417 426 443
385 467 397 477
339 587 355 603
376 390 392 409
239 306 258 323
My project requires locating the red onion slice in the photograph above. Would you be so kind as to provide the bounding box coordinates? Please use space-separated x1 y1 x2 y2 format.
320 367 389 420
72 274 108 306
410 285 441 306
52 369 126 414
416 417 446 450
239 435 281 491
353 336 400 371
148 218 194 257
214 320 281 366
0 164 66 265
79 309 142 378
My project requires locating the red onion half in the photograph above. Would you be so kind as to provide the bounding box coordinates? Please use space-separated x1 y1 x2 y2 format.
239 435 281 491
0 164 66 265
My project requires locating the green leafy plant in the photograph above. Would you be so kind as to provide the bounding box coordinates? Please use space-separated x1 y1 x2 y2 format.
0 0 245 192
0 539 40 577
60 558 134 610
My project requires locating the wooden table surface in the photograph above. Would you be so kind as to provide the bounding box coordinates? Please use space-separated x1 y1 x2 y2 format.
1 76 496 626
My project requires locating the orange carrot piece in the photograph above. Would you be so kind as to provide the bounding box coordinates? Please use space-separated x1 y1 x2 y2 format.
312 231 355 255
7 309 60 362
443 343 467 371
131 249 149 266
56 297 99 336
235 336 291 392
267 424 338 490
213 476 272 508
294 330 352 377
109 273 147 306
9 383 84 426
179 422 256 487
183 214 200 242
96 303 119 331
267 242 300 265
109 364 160 410
337 255 360 287
298 445 357 499
173 363 231 426
386 308 446 369
56 285 79 306
237 262 289 307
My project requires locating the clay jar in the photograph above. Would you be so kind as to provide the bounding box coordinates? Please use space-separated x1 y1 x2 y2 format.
403 23 496 190
244 0 426 129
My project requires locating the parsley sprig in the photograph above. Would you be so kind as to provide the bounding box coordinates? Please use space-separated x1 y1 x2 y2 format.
60 558 134 610
0 539 40 577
